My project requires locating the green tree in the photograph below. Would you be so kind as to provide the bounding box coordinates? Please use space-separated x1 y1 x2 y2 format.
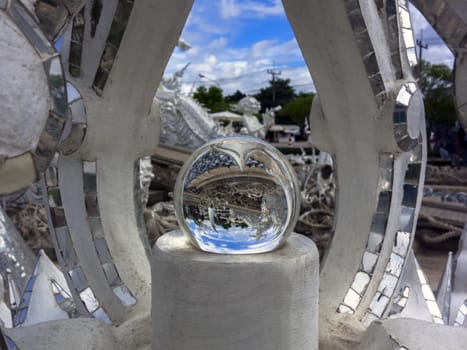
254 78 296 112
278 92 315 126
193 85 227 113
225 90 246 103
418 60 456 126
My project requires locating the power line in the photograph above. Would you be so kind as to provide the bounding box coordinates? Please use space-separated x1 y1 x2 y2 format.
267 67 282 106
416 30 429 63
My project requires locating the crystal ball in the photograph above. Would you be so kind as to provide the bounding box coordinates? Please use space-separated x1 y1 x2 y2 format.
174 136 300 254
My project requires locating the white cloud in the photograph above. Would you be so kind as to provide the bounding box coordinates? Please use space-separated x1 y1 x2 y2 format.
208 37 228 50
166 35 315 97
243 0 283 17
220 0 241 19
251 39 275 58
220 0 283 19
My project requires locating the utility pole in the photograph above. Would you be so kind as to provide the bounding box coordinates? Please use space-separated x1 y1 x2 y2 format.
267 67 281 107
416 30 428 65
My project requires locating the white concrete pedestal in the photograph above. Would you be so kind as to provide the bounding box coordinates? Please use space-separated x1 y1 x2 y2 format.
151 231 319 350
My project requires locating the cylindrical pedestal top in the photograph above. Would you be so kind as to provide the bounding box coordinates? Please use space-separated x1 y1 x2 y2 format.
152 230 319 350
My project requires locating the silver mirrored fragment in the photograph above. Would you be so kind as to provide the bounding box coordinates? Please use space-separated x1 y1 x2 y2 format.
406 47 417 66
343 289 361 310
50 207 66 228
92 0 135 95
362 251 378 273
402 184 418 208
87 217 104 239
393 83 421 151
34 112 66 172
337 304 353 314
102 263 121 287
351 272 371 295
92 308 111 324
45 166 58 187
83 171 97 194
398 6 411 28
367 232 384 254
386 253 404 277
66 82 81 103
393 231 410 257
401 28 415 49
83 161 97 175
69 8 84 77
392 285 410 314
378 168 392 191
68 267 87 292
376 191 391 213
80 287 99 313
113 285 136 306
454 301 467 326
85 195 100 218
69 100 87 124
51 279 78 317
369 293 390 317
399 206 414 232
397 0 417 67
47 187 62 207
55 227 78 268
370 213 387 234
405 163 421 181
61 82 86 154
378 274 398 297
94 239 112 263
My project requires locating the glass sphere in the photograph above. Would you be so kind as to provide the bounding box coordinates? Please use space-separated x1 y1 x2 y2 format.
174 136 300 254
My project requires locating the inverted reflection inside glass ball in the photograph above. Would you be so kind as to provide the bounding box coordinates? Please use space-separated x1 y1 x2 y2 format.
177 137 299 254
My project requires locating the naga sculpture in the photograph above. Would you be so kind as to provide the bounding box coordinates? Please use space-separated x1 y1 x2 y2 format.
157 64 273 150
0 0 467 349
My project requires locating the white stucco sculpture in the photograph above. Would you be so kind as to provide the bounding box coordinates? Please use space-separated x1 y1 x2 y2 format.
0 0 467 349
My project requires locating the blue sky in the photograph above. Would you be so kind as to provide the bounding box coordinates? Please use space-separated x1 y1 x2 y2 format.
164 0 454 95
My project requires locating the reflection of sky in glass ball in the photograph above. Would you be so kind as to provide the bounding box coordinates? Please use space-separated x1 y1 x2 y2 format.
187 219 271 253
176 137 299 254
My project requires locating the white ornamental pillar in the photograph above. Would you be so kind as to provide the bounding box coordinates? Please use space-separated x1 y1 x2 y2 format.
152 230 319 350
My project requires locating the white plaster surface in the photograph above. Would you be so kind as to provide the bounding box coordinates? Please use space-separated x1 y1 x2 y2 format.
60 0 194 324
360 318 467 349
152 231 319 350
58 155 127 320
4 318 116 350
0 12 49 157
112 312 152 350
283 0 385 334
282 1 425 341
